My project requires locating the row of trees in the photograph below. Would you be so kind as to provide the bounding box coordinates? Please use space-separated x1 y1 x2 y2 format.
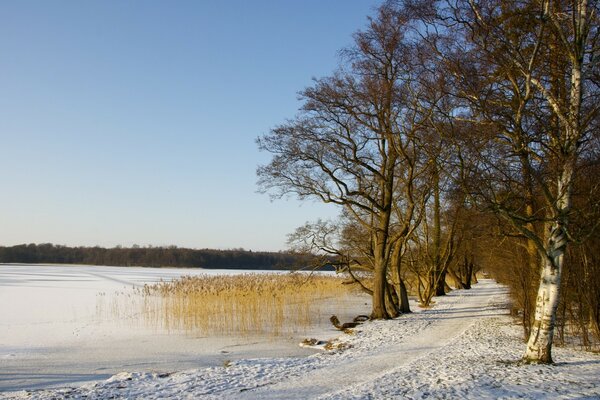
257 0 599 364
0 243 306 270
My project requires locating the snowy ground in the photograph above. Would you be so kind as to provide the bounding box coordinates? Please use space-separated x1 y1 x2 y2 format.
3 278 599 399
0 264 368 392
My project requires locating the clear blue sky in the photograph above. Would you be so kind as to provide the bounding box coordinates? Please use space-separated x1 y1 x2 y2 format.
0 1 381 251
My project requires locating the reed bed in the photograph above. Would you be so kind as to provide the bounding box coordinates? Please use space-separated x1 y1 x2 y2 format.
136 273 356 336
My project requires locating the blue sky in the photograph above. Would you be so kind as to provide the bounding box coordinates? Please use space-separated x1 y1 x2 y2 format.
0 1 381 251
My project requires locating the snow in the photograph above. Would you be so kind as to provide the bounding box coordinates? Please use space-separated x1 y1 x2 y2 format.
2 270 600 399
0 264 368 392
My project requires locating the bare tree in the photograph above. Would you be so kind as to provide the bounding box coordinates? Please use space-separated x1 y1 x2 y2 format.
257 3 435 319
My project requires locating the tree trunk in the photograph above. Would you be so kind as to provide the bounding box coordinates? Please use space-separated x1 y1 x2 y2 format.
432 161 445 297
524 147 573 361
524 13 582 357
390 241 410 313
444 280 452 294
436 270 447 296
524 149 574 362
463 257 473 289
448 268 465 289
371 260 390 319
399 278 411 313
523 223 566 363
371 145 396 320
385 283 400 318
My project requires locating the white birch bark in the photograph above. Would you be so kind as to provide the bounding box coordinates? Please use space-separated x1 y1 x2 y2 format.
524 222 567 362
524 0 588 362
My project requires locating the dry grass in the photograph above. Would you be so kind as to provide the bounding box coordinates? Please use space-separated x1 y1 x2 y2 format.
135 273 357 336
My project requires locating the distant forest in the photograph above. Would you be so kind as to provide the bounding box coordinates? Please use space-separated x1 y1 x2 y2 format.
0 243 312 270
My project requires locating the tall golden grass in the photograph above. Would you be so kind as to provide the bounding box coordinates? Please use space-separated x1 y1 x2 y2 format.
136 273 357 336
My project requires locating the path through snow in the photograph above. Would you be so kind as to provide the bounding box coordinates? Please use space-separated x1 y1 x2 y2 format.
241 280 506 399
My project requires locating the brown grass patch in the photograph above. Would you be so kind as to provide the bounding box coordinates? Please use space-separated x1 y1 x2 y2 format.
136 273 356 336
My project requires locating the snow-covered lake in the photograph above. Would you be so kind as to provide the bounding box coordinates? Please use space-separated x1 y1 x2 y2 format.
0 264 369 392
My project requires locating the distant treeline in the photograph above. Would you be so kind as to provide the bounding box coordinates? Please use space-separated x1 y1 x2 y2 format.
0 243 313 270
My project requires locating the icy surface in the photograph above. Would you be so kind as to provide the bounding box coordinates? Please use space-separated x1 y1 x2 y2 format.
3 278 599 399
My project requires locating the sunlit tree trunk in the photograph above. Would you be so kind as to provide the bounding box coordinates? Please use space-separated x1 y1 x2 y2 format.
391 241 412 313
525 7 583 358
372 154 396 319
524 207 569 362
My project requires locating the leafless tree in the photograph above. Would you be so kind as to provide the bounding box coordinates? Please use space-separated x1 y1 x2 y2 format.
257 2 436 319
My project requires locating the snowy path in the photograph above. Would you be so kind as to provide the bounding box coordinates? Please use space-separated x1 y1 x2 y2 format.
240 280 506 399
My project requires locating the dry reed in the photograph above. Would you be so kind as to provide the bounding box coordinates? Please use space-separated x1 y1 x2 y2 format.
136 273 356 336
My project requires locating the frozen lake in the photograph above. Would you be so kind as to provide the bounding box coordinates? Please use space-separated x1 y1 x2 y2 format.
0 264 369 392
